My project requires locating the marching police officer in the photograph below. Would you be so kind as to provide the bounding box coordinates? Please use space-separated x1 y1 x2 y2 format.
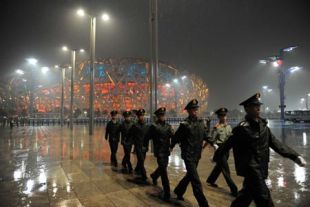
129 109 150 182
120 111 134 173
214 93 307 207
146 107 174 200
206 107 238 196
105 110 121 167
171 99 211 207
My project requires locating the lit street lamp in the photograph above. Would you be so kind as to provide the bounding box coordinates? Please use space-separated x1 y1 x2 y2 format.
77 8 110 135
305 93 310 110
173 78 179 84
288 66 302 74
181 75 187 80
16 69 25 75
26 57 38 116
15 59 52 117
261 85 273 112
172 79 179 115
62 46 68 52
300 98 305 110
27 58 38 65
165 76 187 116
41 67 49 74
259 46 301 121
62 45 85 129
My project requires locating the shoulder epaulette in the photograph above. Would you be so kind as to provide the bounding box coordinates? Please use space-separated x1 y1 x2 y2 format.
214 123 220 129
239 121 249 127
180 119 189 126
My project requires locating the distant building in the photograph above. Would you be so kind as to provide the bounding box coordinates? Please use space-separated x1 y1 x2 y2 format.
9 58 209 117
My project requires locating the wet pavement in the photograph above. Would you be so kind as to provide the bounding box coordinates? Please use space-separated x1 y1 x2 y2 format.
0 120 309 207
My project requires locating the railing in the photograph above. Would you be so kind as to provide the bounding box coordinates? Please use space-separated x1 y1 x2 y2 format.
1 117 243 127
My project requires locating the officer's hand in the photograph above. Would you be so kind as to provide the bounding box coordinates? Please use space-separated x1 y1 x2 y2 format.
212 155 217 163
202 142 208 149
213 144 219 150
296 156 307 167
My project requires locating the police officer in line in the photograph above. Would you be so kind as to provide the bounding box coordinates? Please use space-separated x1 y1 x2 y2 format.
145 107 174 200
171 99 211 207
120 111 134 173
206 107 238 197
129 109 150 182
105 110 121 167
214 93 307 207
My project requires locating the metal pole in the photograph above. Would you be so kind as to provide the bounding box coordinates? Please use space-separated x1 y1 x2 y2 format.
70 50 76 130
154 0 158 112
149 0 158 116
89 17 96 135
278 69 286 121
278 50 286 121
174 84 178 116
60 68 65 127
29 69 34 117
149 0 154 117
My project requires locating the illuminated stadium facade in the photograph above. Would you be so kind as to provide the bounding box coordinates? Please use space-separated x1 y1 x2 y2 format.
8 58 209 117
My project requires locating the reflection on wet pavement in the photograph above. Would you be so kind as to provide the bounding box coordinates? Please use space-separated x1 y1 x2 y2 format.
0 121 309 207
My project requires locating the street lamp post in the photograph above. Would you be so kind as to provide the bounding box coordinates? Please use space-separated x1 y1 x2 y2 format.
77 8 109 135
173 78 179 116
259 46 300 121
278 49 286 121
26 58 38 117
70 50 76 130
62 46 84 130
89 16 96 135
149 0 158 119
60 67 65 127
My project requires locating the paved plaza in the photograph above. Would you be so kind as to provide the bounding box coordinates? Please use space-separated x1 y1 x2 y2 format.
0 122 309 207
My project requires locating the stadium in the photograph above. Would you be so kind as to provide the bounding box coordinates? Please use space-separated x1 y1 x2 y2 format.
7 58 209 117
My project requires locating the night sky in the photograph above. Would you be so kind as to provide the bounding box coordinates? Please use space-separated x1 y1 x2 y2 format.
0 0 309 111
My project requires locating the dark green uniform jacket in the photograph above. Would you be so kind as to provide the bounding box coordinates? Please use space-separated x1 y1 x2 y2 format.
171 116 210 161
120 120 134 145
105 120 121 142
147 121 174 157
130 120 150 152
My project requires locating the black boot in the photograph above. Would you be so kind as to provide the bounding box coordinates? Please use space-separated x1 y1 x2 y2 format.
150 173 158 185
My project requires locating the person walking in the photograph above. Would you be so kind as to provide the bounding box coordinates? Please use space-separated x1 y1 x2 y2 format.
105 110 121 167
214 93 307 207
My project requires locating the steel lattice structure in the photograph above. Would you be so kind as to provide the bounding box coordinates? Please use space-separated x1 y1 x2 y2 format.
6 58 209 116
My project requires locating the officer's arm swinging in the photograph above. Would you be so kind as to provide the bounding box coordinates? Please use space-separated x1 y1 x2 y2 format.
170 123 185 150
202 118 212 148
144 125 153 152
120 124 124 144
213 133 234 162
268 128 302 163
105 122 110 140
